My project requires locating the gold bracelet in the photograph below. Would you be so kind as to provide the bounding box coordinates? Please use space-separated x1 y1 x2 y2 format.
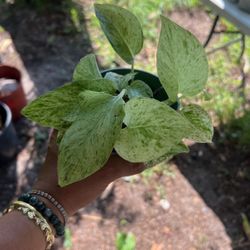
4 201 55 250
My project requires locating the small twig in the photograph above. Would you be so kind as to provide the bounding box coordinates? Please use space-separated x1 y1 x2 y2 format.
206 37 242 55
232 241 250 249
214 30 241 35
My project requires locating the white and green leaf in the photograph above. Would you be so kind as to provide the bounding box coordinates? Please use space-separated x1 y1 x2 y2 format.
75 78 116 95
157 16 208 102
145 142 189 168
114 98 190 162
180 104 213 143
104 72 136 91
126 80 153 99
58 90 125 186
22 82 84 129
94 4 143 64
73 54 102 81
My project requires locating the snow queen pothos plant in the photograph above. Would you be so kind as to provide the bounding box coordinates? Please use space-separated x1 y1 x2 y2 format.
22 3 213 187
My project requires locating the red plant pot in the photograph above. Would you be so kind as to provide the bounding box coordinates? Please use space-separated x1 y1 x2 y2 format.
0 65 27 121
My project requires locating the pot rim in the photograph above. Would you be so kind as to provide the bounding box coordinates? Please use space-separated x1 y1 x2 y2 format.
101 67 158 77
0 64 22 99
0 102 12 132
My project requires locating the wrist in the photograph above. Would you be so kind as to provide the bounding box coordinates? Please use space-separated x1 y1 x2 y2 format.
32 196 64 236
33 168 112 216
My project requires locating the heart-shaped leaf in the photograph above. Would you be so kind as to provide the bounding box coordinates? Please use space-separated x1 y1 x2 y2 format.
22 82 84 129
104 72 136 91
73 54 102 81
94 4 143 64
157 16 208 102
114 98 190 162
58 90 125 186
180 104 213 143
126 80 153 99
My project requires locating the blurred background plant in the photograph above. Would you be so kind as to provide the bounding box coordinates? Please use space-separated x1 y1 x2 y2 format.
116 232 136 250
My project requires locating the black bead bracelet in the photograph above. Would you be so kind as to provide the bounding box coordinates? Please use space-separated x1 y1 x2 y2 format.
18 193 65 237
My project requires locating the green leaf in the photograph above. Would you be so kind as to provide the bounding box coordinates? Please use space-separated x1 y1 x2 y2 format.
22 82 84 129
242 213 250 240
157 16 208 102
57 130 66 144
116 233 127 250
114 98 190 162
76 79 116 94
63 228 73 250
116 232 136 250
94 4 143 64
126 80 153 99
104 72 136 91
180 104 213 143
203 89 212 101
58 90 125 186
73 54 102 81
145 142 189 168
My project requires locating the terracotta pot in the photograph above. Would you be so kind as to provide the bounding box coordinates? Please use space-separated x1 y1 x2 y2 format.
0 65 27 121
0 102 18 164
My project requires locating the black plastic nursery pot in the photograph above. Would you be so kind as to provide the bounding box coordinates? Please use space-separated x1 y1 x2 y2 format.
0 102 18 164
101 68 178 110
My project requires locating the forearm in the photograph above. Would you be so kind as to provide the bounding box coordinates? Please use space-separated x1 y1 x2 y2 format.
34 165 114 216
0 173 111 250
0 211 46 250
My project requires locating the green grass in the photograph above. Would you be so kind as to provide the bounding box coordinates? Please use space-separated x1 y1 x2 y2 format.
203 50 245 125
200 17 250 145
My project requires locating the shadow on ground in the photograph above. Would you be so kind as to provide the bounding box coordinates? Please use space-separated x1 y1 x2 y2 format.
0 1 94 211
0 1 94 94
174 129 250 249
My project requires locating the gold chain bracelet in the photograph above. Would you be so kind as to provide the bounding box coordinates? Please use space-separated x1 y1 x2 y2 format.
4 201 55 250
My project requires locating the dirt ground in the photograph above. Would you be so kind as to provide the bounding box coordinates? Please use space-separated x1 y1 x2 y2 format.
0 2 250 250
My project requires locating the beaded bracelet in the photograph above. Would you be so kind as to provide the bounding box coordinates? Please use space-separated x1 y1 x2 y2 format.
30 189 68 224
4 201 54 250
18 193 65 237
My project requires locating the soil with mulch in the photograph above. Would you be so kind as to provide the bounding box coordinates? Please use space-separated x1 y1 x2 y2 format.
0 2 250 250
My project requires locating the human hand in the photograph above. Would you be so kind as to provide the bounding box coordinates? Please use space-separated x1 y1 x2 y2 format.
33 130 145 216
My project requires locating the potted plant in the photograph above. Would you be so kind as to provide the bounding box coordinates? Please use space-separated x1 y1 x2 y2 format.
0 102 18 164
0 65 27 121
22 3 213 187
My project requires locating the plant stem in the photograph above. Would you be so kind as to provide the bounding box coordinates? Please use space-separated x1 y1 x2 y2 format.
131 61 134 73
118 89 126 99
130 60 136 83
